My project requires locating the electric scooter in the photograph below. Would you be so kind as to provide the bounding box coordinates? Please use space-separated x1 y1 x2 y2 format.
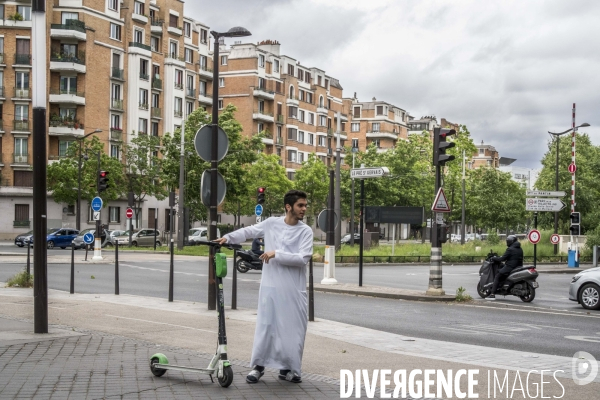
149 240 242 388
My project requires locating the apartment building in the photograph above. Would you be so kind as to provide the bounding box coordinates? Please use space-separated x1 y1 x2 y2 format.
345 96 410 153
0 0 213 239
407 115 440 140
471 140 500 169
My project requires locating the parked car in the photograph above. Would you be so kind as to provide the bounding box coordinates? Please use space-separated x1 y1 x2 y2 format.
465 233 481 242
341 233 361 244
109 230 126 244
188 227 221 244
569 267 600 310
14 230 33 247
114 229 161 247
71 228 111 249
451 234 462 243
30 228 80 249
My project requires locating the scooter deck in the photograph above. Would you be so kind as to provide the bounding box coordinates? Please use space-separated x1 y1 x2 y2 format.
154 363 216 374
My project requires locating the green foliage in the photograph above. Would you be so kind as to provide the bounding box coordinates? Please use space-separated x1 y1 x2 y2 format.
8 12 23 21
294 153 329 224
487 230 500 245
6 269 33 288
455 286 473 302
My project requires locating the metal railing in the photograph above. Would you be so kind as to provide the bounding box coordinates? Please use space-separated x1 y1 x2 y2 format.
50 19 86 33
151 107 161 118
174 110 183 118
254 110 273 117
49 88 85 97
13 153 28 164
151 18 164 26
167 53 185 62
111 67 124 80
253 87 275 96
14 220 31 228
0 53 4 64
129 42 152 52
276 114 284 123
0 120 3 131
49 120 84 129
139 102 149 110
50 50 85 64
198 64 213 73
14 53 31 65
152 78 162 89
13 87 30 98
276 137 284 145
333 255 594 264
186 88 195 98
139 72 149 80
198 89 211 97
110 128 123 141
174 82 184 90
13 120 30 131
111 99 124 110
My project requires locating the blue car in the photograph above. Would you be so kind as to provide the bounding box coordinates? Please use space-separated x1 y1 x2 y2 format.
30 228 80 249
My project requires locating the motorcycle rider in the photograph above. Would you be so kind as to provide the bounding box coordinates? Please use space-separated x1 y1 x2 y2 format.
251 237 264 256
486 235 523 300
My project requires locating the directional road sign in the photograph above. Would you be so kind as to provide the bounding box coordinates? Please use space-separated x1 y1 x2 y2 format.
526 190 566 197
91 196 103 212
526 198 566 212
126 208 134 219
350 167 389 179
431 187 451 212
550 234 560 245
528 229 541 244
255 204 263 216
256 216 262 223
93 211 100 221
83 232 95 244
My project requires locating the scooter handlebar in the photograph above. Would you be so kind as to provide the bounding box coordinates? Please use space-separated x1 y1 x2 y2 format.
195 240 242 251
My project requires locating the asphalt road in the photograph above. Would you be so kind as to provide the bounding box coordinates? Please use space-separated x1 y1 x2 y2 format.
1 259 598 359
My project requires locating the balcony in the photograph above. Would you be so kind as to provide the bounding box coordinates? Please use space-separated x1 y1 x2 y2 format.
276 114 284 124
186 88 196 98
110 128 123 141
165 53 185 67
174 82 184 91
50 50 86 73
14 220 31 228
13 120 30 132
174 110 183 118
151 107 161 119
13 154 28 164
317 106 329 115
139 102 149 111
198 64 213 80
150 18 164 35
111 99 124 111
50 19 87 41
49 88 86 105
128 42 152 57
340 113 348 122
132 13 148 24
13 87 31 100
139 72 149 81
198 91 212 105
286 96 299 106
275 136 284 146
253 87 275 100
14 53 31 66
366 130 399 140
152 78 162 90
167 25 183 36
49 119 85 137
0 120 3 132
253 110 274 123
111 67 125 80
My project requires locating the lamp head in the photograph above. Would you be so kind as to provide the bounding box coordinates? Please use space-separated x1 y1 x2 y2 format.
83 154 89 161
580 123 590 128
213 26 251 39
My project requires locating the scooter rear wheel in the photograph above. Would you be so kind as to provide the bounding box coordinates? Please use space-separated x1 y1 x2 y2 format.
218 365 234 387
476 283 489 299
236 259 249 273
520 287 535 303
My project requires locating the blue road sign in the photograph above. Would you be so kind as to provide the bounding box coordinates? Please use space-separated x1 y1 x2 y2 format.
91 196 103 212
255 204 263 216
83 232 95 244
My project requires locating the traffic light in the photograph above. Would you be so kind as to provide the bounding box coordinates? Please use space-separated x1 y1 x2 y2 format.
569 212 580 235
257 187 266 204
433 128 457 166
98 171 110 193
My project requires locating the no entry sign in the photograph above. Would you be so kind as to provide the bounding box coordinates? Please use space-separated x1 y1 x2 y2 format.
126 208 134 219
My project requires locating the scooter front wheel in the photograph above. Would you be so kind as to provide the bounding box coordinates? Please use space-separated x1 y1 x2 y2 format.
520 287 535 303
218 365 234 387
476 282 489 299
236 259 250 273
150 353 168 377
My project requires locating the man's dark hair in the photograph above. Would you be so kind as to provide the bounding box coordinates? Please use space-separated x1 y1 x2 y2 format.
284 190 307 211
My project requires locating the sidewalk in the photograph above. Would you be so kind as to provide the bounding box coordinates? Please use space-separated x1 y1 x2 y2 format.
1 286 599 399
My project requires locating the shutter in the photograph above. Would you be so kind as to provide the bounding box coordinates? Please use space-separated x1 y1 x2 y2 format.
148 208 156 228
15 204 29 222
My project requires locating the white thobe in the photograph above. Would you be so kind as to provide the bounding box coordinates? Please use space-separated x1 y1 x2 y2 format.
224 216 313 374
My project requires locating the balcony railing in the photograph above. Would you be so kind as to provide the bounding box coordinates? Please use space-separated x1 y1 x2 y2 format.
276 136 284 145
111 67 124 80
151 18 164 26
167 53 185 62
254 110 274 117
139 72 149 80
139 102 149 110
111 99 124 110
152 78 162 89
110 128 123 141
13 120 30 131
13 153 28 164
174 82 184 90
276 114 284 123
49 88 85 97
151 107 161 118
174 110 183 118
49 120 84 129
14 220 31 228
0 86 4 97
50 19 86 33
13 87 30 99
198 64 213 73
186 88 195 98
129 42 152 52
198 90 212 97
0 120 3 131
14 53 31 65
50 50 86 65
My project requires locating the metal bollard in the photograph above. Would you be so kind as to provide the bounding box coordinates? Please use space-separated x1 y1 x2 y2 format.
85 244 88 261
594 245 598 268
168 239 174 302
26 242 31 278
309 256 314 322
70 244 75 294
115 241 120 295
232 249 237 310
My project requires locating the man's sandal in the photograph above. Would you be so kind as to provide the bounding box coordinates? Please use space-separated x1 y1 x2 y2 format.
278 371 302 383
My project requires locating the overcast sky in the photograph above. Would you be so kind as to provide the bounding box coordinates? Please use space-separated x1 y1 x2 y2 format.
186 0 600 169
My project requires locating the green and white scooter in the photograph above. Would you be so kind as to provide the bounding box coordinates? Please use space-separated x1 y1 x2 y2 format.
150 240 242 388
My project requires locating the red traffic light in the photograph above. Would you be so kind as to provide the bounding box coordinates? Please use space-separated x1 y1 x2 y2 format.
100 171 108 178
258 187 265 193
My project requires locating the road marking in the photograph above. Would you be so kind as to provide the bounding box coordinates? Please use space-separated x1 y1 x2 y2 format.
441 327 514 337
462 303 600 319
119 263 260 283
3 302 66 310
564 335 600 343
104 314 215 333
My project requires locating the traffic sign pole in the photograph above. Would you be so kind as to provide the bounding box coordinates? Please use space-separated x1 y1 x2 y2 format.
533 213 538 268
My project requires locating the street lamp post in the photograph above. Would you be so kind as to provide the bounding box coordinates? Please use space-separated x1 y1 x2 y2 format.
76 129 102 231
548 122 590 254
208 26 251 310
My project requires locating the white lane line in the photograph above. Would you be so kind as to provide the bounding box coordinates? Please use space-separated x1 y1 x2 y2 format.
441 327 514 337
119 263 260 283
104 314 215 333
3 302 66 310
463 303 600 319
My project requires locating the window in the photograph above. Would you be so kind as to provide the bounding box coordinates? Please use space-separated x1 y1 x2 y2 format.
186 74 194 91
274 59 279 73
183 21 191 37
110 23 121 40
219 77 224 87
138 118 148 134
289 85 295 99
299 90 304 102
174 69 183 89
257 122 264 133
149 121 159 137
109 206 120 223
275 81 282 93
287 128 297 141
287 171 295 180
199 80 207 96
61 12 78 24
306 92 313 104
14 171 33 187
479 148 484 154
169 41 177 58
111 83 121 100
59 107 76 120
308 113 314 125
58 140 72 157
186 101 193 117
184 48 193 63
16 38 30 57
318 76 322 86
297 69 304 81
288 106 297 119
376 105 384 115
308 133 314 145
109 143 119 158
287 64 294 75
14 137 28 159
108 0 118 10
199 55 207 69
258 77 266 89
372 139 381 148
200 29 208 44
372 123 380 132
15 104 28 121
139 59 149 79
351 123 360 132
0 6 3 20
218 99 223 109
221 55 227 65
258 54 265 68
318 135 326 147
352 139 359 149
174 97 182 116
305 72 311 83
325 78 329 88
319 115 327 126
134 29 143 44
169 14 178 28
134 1 144 15
298 131 304 143
139 89 148 109
15 204 29 223
258 100 265 113
17 5 31 20
298 110 305 122
287 150 297 163
150 36 159 52
0 37 3 56
111 114 120 130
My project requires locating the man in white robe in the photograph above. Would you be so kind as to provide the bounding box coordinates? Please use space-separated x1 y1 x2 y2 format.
217 190 313 383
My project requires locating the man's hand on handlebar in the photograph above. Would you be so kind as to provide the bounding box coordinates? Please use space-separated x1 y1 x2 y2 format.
214 237 228 245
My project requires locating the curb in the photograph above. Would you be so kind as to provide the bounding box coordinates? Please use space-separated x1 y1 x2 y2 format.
311 285 455 302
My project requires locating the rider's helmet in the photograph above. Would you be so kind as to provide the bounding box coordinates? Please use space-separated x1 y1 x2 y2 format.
506 235 518 247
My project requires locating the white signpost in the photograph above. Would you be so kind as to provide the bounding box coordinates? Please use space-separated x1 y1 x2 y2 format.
93 212 100 221
350 167 390 179
526 198 566 212
526 190 566 197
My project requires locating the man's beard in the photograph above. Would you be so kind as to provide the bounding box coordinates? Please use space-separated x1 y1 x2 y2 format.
292 209 304 221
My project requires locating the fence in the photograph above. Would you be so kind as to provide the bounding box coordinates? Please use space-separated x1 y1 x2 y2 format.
335 255 594 264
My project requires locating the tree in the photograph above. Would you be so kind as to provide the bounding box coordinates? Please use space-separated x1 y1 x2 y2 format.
294 153 329 225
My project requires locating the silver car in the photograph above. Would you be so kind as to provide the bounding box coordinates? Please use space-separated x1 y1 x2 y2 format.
569 267 600 310
115 229 161 247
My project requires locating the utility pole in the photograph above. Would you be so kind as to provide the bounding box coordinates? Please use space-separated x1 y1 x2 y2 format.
350 149 356 245
177 118 185 249
334 112 342 250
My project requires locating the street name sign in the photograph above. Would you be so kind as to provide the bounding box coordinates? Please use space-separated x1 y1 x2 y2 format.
526 190 566 197
350 167 389 179
528 229 541 244
91 196 103 212
431 188 451 212
526 198 566 212
255 204 263 216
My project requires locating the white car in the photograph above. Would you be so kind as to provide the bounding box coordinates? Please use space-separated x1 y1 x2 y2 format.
188 227 221 245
